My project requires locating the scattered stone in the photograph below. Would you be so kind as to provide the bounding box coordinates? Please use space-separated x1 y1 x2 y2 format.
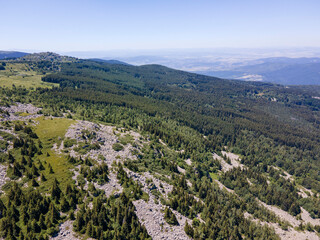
0 102 42 122
63 121 138 165
134 199 191 240
247 178 253 186
126 170 173 198
244 212 319 240
94 172 123 198
257 200 300 227
177 166 186 174
300 207 320 226
214 151 245 172
272 166 294 182
298 186 314 198
185 159 192 166
50 220 89 240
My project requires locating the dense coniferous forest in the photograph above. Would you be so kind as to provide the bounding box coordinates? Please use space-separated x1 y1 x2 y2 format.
0 53 319 239
40 59 320 191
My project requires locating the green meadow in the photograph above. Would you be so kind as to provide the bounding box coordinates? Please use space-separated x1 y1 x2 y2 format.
0 63 58 89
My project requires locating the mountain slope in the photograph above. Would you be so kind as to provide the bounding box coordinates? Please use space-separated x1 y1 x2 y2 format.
263 63 320 85
0 53 320 239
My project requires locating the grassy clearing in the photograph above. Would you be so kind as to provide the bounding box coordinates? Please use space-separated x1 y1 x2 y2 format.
34 149 72 192
33 117 76 191
112 143 124 151
0 63 58 89
18 112 32 117
210 172 219 180
34 116 75 145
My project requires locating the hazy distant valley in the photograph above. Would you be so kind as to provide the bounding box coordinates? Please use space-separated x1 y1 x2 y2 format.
90 48 320 85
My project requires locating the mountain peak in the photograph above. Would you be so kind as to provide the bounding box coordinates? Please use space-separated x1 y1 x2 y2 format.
18 52 77 62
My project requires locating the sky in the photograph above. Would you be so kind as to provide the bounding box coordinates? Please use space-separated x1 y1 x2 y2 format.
1 0 320 52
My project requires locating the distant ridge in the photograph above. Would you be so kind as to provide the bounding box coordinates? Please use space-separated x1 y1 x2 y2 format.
88 58 130 65
0 51 29 59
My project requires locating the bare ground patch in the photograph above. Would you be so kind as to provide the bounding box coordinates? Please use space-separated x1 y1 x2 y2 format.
0 102 42 122
133 199 191 240
244 212 319 240
0 165 9 193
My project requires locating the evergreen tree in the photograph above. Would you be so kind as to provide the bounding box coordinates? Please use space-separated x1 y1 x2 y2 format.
31 178 39 187
184 220 194 238
164 207 179 225
51 178 61 201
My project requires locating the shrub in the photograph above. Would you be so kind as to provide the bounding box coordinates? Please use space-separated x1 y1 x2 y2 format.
112 143 123 151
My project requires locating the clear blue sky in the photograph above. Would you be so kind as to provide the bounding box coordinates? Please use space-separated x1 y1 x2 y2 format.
1 0 320 52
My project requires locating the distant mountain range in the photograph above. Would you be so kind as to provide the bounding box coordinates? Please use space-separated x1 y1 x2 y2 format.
196 57 320 85
2 51 319 85
0 51 29 59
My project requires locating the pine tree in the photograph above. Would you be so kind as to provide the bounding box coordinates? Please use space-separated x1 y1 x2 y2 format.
49 164 54 173
21 156 27 165
86 220 93 237
31 219 40 233
60 197 70 212
31 178 39 187
51 178 61 201
39 214 46 230
69 211 75 220
41 173 47 181
184 220 194 238
0 199 6 218
39 162 45 170
47 202 59 224
27 157 33 168
31 165 39 176
164 207 179 225
74 214 85 232
21 208 29 225
13 163 22 177
18 231 24 240
230 227 242 240
8 152 15 163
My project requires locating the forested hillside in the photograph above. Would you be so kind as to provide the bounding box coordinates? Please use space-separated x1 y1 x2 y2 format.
0 53 319 239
